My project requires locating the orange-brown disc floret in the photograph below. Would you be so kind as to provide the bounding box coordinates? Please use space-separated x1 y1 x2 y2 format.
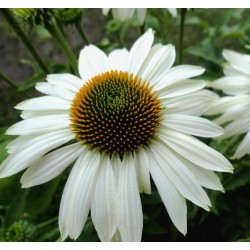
70 70 162 156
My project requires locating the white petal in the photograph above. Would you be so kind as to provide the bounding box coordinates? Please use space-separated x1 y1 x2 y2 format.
222 49 250 75
210 76 250 96
59 150 100 240
20 110 69 120
158 79 207 98
136 8 147 25
59 154 86 239
78 45 109 82
234 132 250 159
168 8 177 17
205 95 250 116
110 153 120 181
182 158 224 191
147 149 187 235
213 104 248 125
6 115 70 135
138 44 175 86
117 153 143 242
102 8 110 15
108 49 129 71
158 130 233 173
112 9 135 22
7 129 68 154
162 90 217 116
155 65 205 90
0 129 74 178
162 114 223 137
134 147 151 194
219 117 250 139
7 134 36 154
15 96 71 111
36 82 75 101
126 29 154 76
47 73 83 91
223 63 245 76
91 154 117 242
21 142 84 188
150 141 211 210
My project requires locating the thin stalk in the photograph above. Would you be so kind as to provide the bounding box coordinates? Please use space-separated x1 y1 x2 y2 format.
56 19 66 38
117 30 124 47
117 22 125 48
222 135 243 156
75 21 90 45
178 8 187 64
0 9 49 74
46 19 78 75
0 72 30 98
37 217 58 229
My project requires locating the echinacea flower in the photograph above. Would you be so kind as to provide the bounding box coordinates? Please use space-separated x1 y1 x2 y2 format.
0 29 232 242
103 8 177 25
207 49 250 159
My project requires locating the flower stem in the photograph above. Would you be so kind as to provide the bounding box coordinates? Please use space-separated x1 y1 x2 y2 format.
75 21 90 45
37 217 58 229
0 9 49 75
46 18 78 75
178 8 187 64
0 72 30 98
222 135 244 156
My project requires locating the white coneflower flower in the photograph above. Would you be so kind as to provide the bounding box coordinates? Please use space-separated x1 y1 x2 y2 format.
103 8 177 25
0 29 232 242
207 49 250 159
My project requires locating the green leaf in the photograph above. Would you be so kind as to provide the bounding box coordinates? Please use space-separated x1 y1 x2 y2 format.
144 220 167 235
214 9 245 36
186 46 223 65
4 189 29 228
21 59 43 73
0 128 20 206
25 176 60 216
18 63 67 91
141 190 162 206
18 72 46 91
0 174 22 206
74 218 99 242
24 175 61 216
36 226 60 242
224 165 250 191
237 237 250 242
0 127 14 164
35 25 52 40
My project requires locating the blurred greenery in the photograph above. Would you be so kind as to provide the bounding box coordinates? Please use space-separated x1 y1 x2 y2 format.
0 8 250 242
